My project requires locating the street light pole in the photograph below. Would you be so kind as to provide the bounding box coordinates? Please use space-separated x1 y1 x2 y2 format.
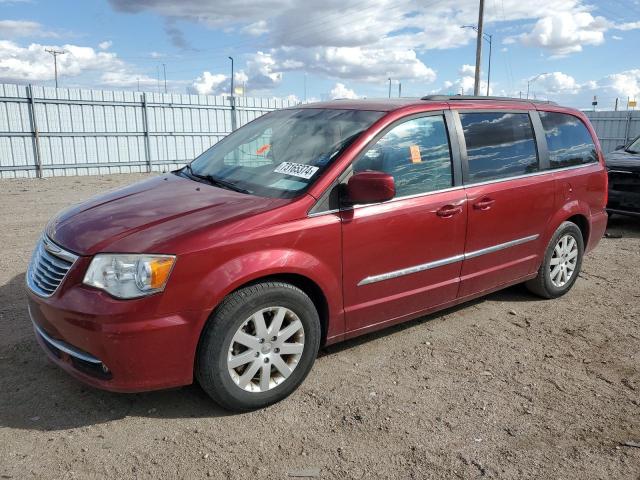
228 56 237 131
473 0 485 96
388 77 392 98
527 73 548 99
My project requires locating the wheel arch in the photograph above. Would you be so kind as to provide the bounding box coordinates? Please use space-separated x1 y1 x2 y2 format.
565 213 590 247
238 273 330 347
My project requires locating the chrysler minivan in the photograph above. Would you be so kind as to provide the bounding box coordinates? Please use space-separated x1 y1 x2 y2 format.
26 96 608 411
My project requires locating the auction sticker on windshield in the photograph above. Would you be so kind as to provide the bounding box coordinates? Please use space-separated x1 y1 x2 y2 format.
274 162 319 179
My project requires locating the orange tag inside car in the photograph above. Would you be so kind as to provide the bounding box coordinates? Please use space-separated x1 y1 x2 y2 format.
256 144 271 155
409 145 422 163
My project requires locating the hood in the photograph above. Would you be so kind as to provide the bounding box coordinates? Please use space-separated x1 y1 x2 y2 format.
606 150 640 172
47 174 289 255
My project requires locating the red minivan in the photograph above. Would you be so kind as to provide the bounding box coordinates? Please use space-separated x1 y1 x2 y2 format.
26 96 608 410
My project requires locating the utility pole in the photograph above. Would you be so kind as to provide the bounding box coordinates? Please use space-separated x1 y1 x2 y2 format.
388 77 392 98
304 73 307 102
45 48 65 88
473 0 485 96
462 25 492 96
162 63 167 93
398 81 402 98
486 33 492 96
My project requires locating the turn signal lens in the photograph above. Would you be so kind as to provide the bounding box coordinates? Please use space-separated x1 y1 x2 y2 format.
148 258 174 289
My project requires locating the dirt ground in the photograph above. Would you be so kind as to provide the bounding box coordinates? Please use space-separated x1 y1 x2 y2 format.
0 174 638 480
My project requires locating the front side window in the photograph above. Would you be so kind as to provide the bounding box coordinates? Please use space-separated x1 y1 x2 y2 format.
539 112 598 168
460 112 539 183
353 115 453 197
188 108 384 198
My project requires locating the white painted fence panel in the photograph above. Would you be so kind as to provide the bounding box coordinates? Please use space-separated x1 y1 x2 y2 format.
0 83 299 179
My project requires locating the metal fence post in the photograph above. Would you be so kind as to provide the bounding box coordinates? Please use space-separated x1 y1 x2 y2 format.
229 96 238 132
624 112 632 146
26 84 43 178
141 92 152 172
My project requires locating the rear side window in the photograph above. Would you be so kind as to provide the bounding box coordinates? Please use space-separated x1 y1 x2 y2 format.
539 112 598 169
460 112 539 183
353 115 453 197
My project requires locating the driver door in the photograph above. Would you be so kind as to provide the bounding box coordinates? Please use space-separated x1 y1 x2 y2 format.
340 113 467 336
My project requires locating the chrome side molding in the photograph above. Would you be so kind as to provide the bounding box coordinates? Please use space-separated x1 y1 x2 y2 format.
358 254 465 286
464 234 540 260
358 234 540 286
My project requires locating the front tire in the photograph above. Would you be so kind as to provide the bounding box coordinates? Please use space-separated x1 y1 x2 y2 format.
526 221 584 299
196 282 321 411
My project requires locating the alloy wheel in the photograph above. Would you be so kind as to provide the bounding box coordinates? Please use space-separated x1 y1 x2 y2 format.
227 307 305 393
549 234 579 288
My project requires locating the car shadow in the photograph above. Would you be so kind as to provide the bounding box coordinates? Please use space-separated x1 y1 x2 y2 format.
0 273 233 432
0 250 603 432
606 214 640 239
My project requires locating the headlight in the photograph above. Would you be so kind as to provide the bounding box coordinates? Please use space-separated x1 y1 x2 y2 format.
83 254 176 299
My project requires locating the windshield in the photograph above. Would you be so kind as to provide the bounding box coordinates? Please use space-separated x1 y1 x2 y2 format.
185 108 384 198
627 136 640 154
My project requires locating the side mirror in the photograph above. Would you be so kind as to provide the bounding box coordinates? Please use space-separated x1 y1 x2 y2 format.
346 171 395 205
615 144 626 151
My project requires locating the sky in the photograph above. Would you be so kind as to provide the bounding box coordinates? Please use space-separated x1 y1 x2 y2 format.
0 0 639 110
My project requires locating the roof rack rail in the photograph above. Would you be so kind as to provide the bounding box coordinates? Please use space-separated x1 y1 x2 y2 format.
420 95 557 105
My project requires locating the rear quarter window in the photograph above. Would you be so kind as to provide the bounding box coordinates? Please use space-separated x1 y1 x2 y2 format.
539 112 598 169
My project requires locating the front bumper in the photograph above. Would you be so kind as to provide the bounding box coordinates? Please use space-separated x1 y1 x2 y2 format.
607 169 640 216
27 288 210 393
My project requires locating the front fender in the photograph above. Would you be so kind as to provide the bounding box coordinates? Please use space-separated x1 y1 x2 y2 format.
189 247 344 341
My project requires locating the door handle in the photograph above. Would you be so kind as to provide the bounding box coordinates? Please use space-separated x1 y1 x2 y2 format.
436 205 463 218
473 197 495 210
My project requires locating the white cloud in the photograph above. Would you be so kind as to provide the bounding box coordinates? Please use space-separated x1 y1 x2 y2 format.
518 12 607 56
98 40 113 50
599 70 640 99
267 46 435 84
0 20 58 38
243 51 282 89
534 72 580 94
459 64 476 76
241 20 268 36
329 83 359 99
0 41 124 83
614 21 640 31
190 71 227 95
436 64 490 96
0 40 162 90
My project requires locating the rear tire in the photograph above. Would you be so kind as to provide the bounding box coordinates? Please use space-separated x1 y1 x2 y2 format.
526 221 584 299
196 282 321 411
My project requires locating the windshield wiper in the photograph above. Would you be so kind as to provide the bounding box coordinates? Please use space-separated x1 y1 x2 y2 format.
184 165 251 194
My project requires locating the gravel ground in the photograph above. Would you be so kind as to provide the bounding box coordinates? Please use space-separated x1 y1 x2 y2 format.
0 174 638 480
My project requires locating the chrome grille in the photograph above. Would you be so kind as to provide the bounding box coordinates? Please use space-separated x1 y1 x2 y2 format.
27 236 78 297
